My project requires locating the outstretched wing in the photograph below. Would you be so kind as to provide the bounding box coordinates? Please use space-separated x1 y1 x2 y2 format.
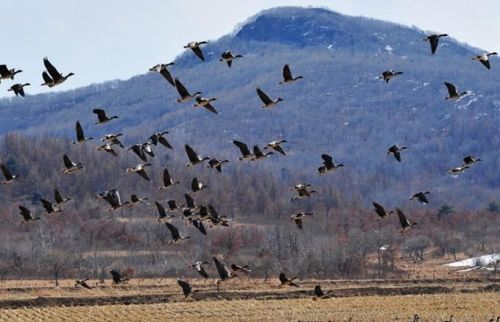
396 208 409 228
43 57 61 80
233 140 251 157
321 154 334 167
184 144 199 163
159 67 175 86
282 64 293 81
191 47 205 61
63 154 74 168
93 109 107 122
155 201 167 219
256 87 272 105
165 222 180 240
444 82 458 96
1 164 13 180
75 121 85 141
213 257 230 280
175 78 190 98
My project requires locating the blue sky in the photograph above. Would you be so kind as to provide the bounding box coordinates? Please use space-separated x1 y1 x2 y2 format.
1 0 498 97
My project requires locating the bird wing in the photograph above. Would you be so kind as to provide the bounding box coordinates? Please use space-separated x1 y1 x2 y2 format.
136 169 151 181
198 266 209 278
19 206 31 220
43 57 61 80
429 36 439 54
159 68 175 86
165 222 181 240
158 136 173 149
233 140 251 157
480 59 491 69
130 195 139 203
372 202 385 216
1 165 13 180
279 273 288 284
203 103 219 114
272 145 287 155
92 109 107 122
463 156 473 164
185 193 195 208
321 154 334 167
282 64 293 81
396 208 409 228
167 200 177 210
63 155 74 168
129 145 147 162
191 177 200 191
191 47 205 61
110 270 122 282
444 82 458 96
54 189 64 203
394 151 401 162
184 144 199 163
256 87 273 105
40 199 55 213
75 121 85 141
213 257 230 279
253 146 264 158
175 78 190 98
192 219 207 235
226 60 232 68
155 201 167 219
0 65 9 75
149 134 158 145
42 71 53 83
294 218 303 229
177 280 191 295
163 168 173 186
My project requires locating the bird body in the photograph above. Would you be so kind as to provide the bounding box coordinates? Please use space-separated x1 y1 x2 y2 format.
380 70 402 83
317 154 344 175
279 273 300 287
463 155 481 165
190 177 207 193
423 33 448 54
193 96 220 114
19 206 40 222
207 158 229 173
149 131 172 149
410 191 430 204
74 279 92 290
175 78 202 103
264 140 288 155
189 261 209 278
444 82 467 100
448 165 470 176
256 87 283 108
72 121 93 144
372 202 393 219
62 154 83 174
40 57 74 87
97 143 118 157
233 140 254 160
165 222 190 243
219 50 242 68
8 83 30 97
472 52 498 69
149 62 175 86
396 208 417 231
185 144 209 167
126 163 152 181
291 212 313 229
110 269 129 284
93 108 118 124
159 168 180 189
387 144 407 162
0 64 22 80
184 41 207 61
40 198 61 215
279 64 303 84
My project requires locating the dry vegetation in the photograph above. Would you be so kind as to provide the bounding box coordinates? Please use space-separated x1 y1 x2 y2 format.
0 292 498 322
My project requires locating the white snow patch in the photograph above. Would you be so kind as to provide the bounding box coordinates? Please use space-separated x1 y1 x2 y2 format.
385 45 393 53
444 253 500 268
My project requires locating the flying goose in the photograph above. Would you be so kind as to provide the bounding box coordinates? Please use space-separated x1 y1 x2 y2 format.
316 154 344 175
289 183 312 191
372 202 393 219
62 154 83 174
264 140 288 155
410 191 430 204
175 78 201 103
141 142 155 158
397 208 417 231
165 222 190 244
193 96 220 114
0 64 22 80
54 189 71 204
463 155 482 165
204 158 228 173
19 206 40 222
101 133 124 147
423 34 448 54
279 273 299 287
230 264 251 274
291 212 313 229
72 121 93 144
256 87 283 108
188 261 209 278
99 189 129 211
448 165 470 176
291 187 316 200
8 83 30 97
177 280 195 300
444 82 468 100
155 201 173 223
313 285 326 300
74 279 92 290
233 140 253 160
472 52 498 69
126 163 152 181
110 269 129 284
40 198 61 215
205 205 229 227
252 145 273 161
149 62 175 86
41 57 74 87
166 200 179 212
387 144 407 162
97 143 118 157
190 177 207 193
159 168 180 189
184 144 209 167
279 64 303 84
129 194 150 206
219 50 242 68
380 70 402 83
149 131 173 149
93 108 118 124
213 257 236 291
190 218 207 235
1 164 19 184
184 41 208 61
128 144 148 162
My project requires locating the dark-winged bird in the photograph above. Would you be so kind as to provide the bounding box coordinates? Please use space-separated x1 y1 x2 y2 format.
387 144 407 162
184 41 208 61
159 168 180 189
75 279 92 290
190 177 207 193
193 96 220 114
444 82 467 100
463 155 482 165
62 154 83 174
41 57 74 87
72 121 93 144
93 108 118 124
279 64 303 84
213 257 236 291
256 87 283 108
177 279 194 300
155 201 173 223
149 63 175 86
165 222 190 244
1 164 19 184
110 269 129 284
396 208 417 231
423 34 448 54
175 78 201 103
190 219 207 235
233 140 253 160
54 189 71 204
372 202 393 219
8 83 30 97
317 154 344 175
472 52 498 70
19 206 40 222
380 70 402 83
291 212 313 229
126 163 152 182
206 158 229 173
279 273 299 287
40 199 61 215
184 144 209 167
188 261 209 278
0 64 22 80
264 140 287 155
410 191 430 204
149 131 173 149
219 50 242 68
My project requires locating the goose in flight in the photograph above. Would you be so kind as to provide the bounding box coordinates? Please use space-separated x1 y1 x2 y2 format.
8 83 30 97
396 208 417 231
155 201 174 223
264 140 288 155
97 143 118 157
423 34 448 54
93 108 118 124
149 62 175 86
463 155 481 165
54 189 71 204
448 165 469 176
410 191 430 204
291 186 316 200
316 154 344 175
279 273 299 287
291 212 313 229
190 177 207 193
387 144 407 162
41 57 74 87
129 194 150 206
279 64 303 84
175 78 201 103
99 189 129 211
126 163 152 182
62 154 83 174
101 133 124 148
1 164 19 184
256 87 283 108
213 257 237 291
184 144 209 167
19 206 40 222
40 198 61 215
74 279 92 290
190 218 207 235
372 202 393 219
149 131 173 149
233 140 253 160
159 168 180 189
444 82 468 100
380 70 402 83
252 145 273 161
472 52 498 69
206 158 229 173
0 64 22 81
184 41 208 61
128 144 148 162
188 261 209 278
72 121 93 144
177 280 195 300
165 222 190 244
193 96 220 114
219 50 242 68
230 264 252 274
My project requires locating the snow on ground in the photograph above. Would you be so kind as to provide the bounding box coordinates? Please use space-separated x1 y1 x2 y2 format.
444 253 499 268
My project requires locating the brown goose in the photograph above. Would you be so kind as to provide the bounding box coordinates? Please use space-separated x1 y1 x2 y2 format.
184 41 208 61
93 108 118 124
0 64 22 80
397 208 417 231
257 87 283 108
410 191 430 204
184 144 209 167
72 121 93 144
372 202 393 219
206 158 229 173
126 163 152 182
279 273 299 287
463 155 482 165
252 145 273 161
387 144 407 162
291 212 313 229
128 194 150 206
219 50 242 68
149 131 172 149
291 186 316 200
149 62 175 86
41 57 74 87
155 201 173 223
213 257 237 291
54 189 71 204
263 140 287 155
190 177 207 193
97 143 118 157
193 96 219 114
233 140 253 160
159 168 180 189
98 189 129 211
316 154 344 175
74 279 92 290
472 52 498 70
110 269 129 284
8 83 30 97
165 222 190 244
279 64 303 84
62 154 83 174
423 34 448 54
101 133 124 147
175 78 201 103
1 164 19 184
40 198 61 215
444 82 468 100
380 70 402 83
19 206 40 222
230 264 251 274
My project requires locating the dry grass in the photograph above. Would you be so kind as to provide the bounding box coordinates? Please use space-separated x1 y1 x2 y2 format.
0 292 497 322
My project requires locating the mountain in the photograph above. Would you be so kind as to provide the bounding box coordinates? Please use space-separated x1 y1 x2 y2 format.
0 6 498 208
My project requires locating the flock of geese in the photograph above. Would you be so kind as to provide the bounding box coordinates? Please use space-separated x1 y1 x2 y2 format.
0 25 494 303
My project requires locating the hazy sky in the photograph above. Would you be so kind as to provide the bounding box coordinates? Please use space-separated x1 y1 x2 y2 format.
1 0 498 97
